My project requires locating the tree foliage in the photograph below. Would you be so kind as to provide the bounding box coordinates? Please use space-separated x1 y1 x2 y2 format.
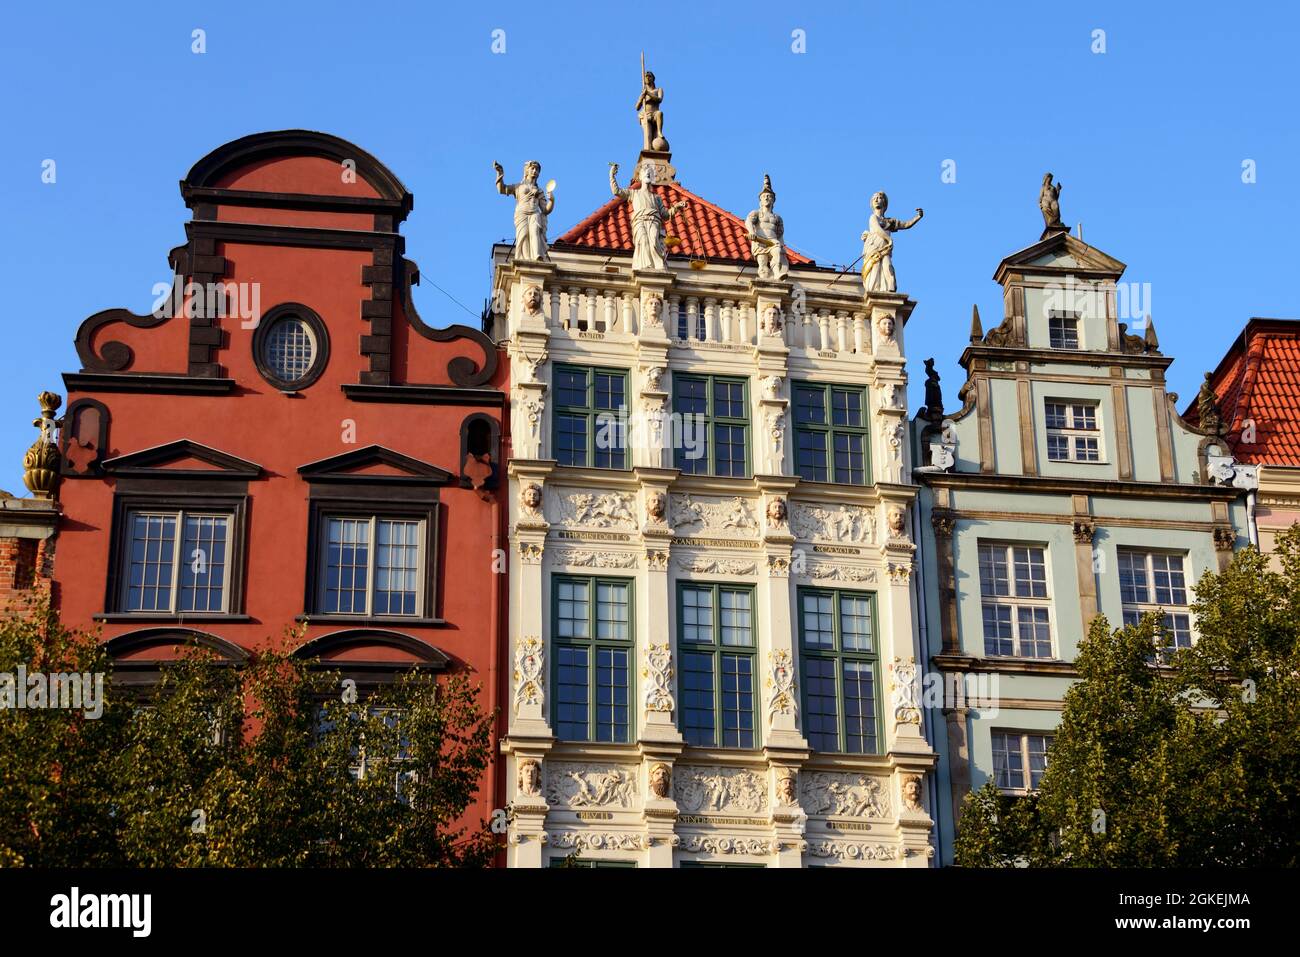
1 600 496 867
956 527 1300 867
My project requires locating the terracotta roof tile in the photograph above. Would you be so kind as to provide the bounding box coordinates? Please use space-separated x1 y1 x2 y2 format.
553 181 814 266
1190 319 1300 466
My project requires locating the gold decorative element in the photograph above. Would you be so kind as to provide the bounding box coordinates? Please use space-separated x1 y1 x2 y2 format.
22 391 63 500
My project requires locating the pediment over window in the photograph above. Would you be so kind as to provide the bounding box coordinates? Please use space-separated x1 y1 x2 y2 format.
994 231 1126 283
297 445 453 486
294 629 452 690
100 440 263 479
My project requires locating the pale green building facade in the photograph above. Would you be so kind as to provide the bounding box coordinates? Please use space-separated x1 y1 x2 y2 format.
911 216 1249 864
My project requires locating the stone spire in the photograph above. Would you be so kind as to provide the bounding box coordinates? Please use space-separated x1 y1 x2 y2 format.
969 304 983 342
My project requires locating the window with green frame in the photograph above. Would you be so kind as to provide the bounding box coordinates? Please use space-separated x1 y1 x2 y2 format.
553 364 628 469
673 373 749 477
552 575 634 743
798 588 881 754
677 582 757 748
793 382 869 484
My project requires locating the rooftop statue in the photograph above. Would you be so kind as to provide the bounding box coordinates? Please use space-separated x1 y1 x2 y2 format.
861 191 923 294
1039 172 1063 229
746 174 789 281
609 161 686 272
636 64 669 152
494 159 554 262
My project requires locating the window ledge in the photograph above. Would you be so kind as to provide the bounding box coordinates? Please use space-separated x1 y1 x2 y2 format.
94 613 252 623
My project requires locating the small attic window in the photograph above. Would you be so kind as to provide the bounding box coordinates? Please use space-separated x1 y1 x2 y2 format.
1048 314 1080 350
253 303 330 391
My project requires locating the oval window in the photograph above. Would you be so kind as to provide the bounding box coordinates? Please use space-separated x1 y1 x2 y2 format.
253 304 329 390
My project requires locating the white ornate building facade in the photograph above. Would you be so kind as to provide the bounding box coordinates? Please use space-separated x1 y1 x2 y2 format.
490 79 936 867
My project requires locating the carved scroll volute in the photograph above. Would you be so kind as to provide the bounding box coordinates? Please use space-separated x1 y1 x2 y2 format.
400 259 499 388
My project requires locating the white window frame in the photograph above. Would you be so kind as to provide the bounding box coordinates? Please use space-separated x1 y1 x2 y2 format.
1044 399 1103 463
991 730 1053 793
318 514 427 618
1117 549 1194 651
121 508 232 614
977 542 1055 659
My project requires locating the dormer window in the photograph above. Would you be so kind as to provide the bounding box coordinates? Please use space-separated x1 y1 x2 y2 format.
1048 314 1080 350
1045 401 1101 462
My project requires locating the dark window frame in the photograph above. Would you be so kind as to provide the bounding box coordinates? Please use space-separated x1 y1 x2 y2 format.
797 587 882 755
303 489 442 627
103 486 250 621
551 574 635 743
252 302 331 392
792 381 871 485
676 581 759 749
552 363 630 470
672 373 750 477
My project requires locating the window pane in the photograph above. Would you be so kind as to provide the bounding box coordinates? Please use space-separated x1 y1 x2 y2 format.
1046 434 1070 461
264 318 315 382
714 380 745 418
595 647 630 742
1044 403 1067 430
804 657 838 752
681 586 714 644
556 580 590 639
794 385 826 425
596 582 630 640
719 589 753 647
1027 734 1052 789
1017 606 1053 658
720 653 755 748
1117 551 1147 604
839 594 873 652
982 604 1014 656
796 430 829 482
681 650 715 747
842 660 877 754
978 545 1010 598
373 519 420 615
126 512 177 612
555 368 588 407
992 732 1025 790
325 518 369 614
833 433 865 485
801 593 834 650
1012 547 1047 598
674 377 707 415
555 645 589 740
179 514 228 612
1151 554 1187 605
594 372 624 411
714 424 747 477
555 413 588 467
831 388 863 427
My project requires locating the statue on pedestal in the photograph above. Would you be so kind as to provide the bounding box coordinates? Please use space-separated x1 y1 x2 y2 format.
636 67 669 152
861 191 923 294
1039 173 1063 228
610 162 686 272
746 174 789 281
494 160 554 262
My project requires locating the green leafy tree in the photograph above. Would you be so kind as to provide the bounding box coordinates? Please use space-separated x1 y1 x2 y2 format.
1 602 496 867
956 527 1300 867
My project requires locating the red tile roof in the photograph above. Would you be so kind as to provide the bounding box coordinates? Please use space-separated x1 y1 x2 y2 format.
1187 318 1300 466
553 181 815 267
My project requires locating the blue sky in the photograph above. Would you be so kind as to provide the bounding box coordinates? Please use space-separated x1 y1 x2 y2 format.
1 0 1296 492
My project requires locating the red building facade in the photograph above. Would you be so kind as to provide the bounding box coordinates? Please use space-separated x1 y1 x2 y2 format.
47 130 507 827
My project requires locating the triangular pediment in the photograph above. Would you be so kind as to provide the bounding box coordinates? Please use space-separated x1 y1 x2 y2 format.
994 230 1125 283
297 445 453 485
101 440 263 478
